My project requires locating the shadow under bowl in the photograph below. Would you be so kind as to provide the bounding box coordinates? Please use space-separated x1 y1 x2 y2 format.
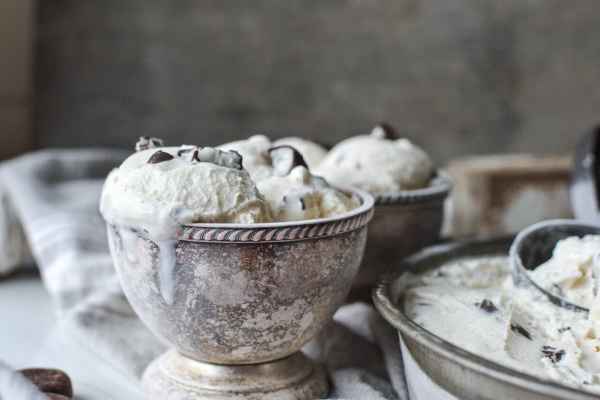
107 186 374 365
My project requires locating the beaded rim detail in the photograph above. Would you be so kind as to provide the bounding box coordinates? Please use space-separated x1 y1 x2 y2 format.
373 177 451 206
177 186 374 243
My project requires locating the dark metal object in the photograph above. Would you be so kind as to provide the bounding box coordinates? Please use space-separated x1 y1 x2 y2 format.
570 126 600 223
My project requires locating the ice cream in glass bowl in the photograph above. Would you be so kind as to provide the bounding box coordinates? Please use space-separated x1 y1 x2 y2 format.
313 123 451 298
100 137 374 399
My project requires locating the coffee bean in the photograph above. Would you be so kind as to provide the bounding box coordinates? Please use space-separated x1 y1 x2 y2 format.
19 368 73 398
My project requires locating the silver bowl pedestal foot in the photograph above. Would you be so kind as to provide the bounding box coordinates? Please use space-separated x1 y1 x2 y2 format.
141 350 329 400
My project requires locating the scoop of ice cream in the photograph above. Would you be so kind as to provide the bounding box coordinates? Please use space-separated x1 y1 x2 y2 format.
272 137 328 171
219 138 358 222
315 124 434 193
100 141 273 241
259 152 358 221
216 135 273 180
529 235 600 310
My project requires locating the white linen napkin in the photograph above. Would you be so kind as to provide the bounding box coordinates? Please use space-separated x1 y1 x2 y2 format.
0 149 407 400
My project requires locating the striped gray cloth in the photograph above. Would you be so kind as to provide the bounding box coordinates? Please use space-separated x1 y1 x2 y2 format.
0 149 406 400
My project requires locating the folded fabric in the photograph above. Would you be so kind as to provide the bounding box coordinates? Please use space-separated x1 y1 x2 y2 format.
0 149 407 400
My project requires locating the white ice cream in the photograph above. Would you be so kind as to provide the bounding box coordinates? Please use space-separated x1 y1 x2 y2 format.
272 137 328 171
529 235 600 309
315 124 434 193
100 145 273 241
100 143 273 305
218 136 358 222
403 236 600 394
101 138 358 304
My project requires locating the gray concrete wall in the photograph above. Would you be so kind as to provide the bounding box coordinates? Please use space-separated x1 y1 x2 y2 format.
34 1 600 165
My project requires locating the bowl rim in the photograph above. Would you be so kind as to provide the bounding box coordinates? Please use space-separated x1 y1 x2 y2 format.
176 185 374 243
372 175 452 206
510 218 600 312
372 235 600 400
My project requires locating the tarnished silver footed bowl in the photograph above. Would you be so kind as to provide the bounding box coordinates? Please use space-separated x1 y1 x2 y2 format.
350 176 450 300
107 187 374 400
373 236 600 400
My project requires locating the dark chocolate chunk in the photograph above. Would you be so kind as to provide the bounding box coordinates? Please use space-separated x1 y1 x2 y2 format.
300 197 306 211
267 146 308 175
177 147 200 162
476 299 498 313
46 394 71 400
19 368 73 398
550 283 563 296
542 346 565 363
135 136 166 151
510 323 532 340
371 122 399 140
147 150 174 164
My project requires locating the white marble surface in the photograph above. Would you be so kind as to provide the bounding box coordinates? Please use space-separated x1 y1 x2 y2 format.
0 266 145 400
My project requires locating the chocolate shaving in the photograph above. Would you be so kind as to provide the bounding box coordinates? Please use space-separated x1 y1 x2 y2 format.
300 197 306 211
267 146 308 175
19 368 73 398
136 136 166 151
476 299 498 313
178 147 200 162
46 394 71 400
148 150 174 164
542 346 565 363
558 327 571 334
510 323 532 340
371 122 399 140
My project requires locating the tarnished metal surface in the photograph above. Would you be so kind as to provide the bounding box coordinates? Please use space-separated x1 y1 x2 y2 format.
112 227 367 364
141 350 328 400
108 187 372 365
373 236 600 400
107 187 371 399
351 178 450 296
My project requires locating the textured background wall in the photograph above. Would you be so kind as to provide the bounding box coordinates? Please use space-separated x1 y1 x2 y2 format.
34 0 600 164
